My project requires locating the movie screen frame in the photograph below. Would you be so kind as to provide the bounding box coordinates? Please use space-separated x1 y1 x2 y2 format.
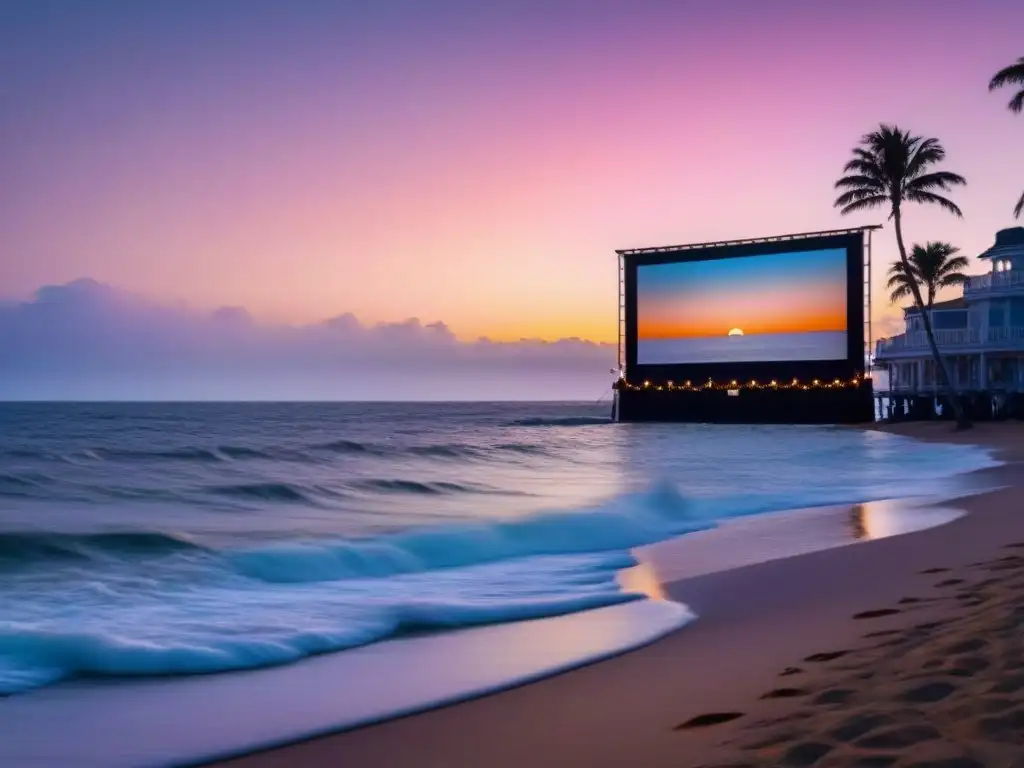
623 232 865 384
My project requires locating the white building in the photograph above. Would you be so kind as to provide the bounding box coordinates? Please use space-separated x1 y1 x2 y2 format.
875 227 1024 394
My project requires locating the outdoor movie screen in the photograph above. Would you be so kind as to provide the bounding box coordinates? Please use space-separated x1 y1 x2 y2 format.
636 247 849 365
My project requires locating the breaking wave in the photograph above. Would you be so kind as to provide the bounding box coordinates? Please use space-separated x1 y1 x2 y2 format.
0 481 711 693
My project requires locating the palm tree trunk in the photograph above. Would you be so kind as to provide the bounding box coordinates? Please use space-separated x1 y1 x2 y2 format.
892 206 970 429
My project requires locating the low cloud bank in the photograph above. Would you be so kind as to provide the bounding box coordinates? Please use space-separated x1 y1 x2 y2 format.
0 280 617 401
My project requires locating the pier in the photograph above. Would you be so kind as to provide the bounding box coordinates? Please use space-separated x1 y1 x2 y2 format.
874 389 1024 422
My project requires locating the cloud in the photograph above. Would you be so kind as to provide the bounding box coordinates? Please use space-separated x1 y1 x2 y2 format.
874 307 906 340
0 280 618 401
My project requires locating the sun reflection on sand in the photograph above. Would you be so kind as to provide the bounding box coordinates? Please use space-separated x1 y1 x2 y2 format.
848 499 963 541
616 561 667 600
632 498 966 585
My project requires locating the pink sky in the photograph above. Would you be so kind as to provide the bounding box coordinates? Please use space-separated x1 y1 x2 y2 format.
3 0 1022 343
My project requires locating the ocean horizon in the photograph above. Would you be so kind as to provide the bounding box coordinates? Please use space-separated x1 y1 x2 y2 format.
638 330 848 365
0 400 996 695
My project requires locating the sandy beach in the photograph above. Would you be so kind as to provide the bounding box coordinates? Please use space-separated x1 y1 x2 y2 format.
213 422 1024 768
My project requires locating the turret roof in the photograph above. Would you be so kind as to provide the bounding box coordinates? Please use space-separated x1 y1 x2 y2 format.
979 227 1024 260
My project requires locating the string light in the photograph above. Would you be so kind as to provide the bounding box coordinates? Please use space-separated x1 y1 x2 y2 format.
615 375 866 392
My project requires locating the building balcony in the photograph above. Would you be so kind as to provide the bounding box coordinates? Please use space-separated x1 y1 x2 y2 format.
963 269 1024 297
876 326 1024 357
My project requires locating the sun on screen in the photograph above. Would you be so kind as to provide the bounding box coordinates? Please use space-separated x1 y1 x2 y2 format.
728 328 744 337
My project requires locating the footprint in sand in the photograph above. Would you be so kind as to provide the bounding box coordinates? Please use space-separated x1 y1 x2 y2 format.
673 712 744 730
740 728 808 750
803 650 851 663
863 629 903 639
812 688 855 705
854 724 941 749
781 741 833 766
920 567 950 574
852 608 901 619
779 666 804 677
956 592 987 606
971 577 1003 589
946 638 987 654
979 709 1024 740
936 578 966 587
759 687 809 700
990 674 1024 694
986 557 1024 572
899 680 957 703
947 656 991 677
828 712 893 742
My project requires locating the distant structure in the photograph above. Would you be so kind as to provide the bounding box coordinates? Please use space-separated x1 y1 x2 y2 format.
874 227 1024 419
613 227 878 424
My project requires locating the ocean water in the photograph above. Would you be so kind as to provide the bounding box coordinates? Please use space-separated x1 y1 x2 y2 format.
0 401 998 695
638 330 847 364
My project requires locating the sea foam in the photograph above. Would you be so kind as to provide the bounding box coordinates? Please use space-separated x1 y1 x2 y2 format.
0 551 640 694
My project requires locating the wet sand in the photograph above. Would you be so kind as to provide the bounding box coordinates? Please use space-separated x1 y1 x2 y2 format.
213 422 1024 768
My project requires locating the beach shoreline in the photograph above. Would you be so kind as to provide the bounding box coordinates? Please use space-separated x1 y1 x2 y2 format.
211 422 1024 768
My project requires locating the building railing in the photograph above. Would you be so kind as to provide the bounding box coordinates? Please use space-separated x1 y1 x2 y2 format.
987 326 1024 343
877 329 977 352
964 270 1024 295
876 326 1024 354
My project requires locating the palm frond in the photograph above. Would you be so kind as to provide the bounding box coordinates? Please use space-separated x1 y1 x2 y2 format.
886 272 912 291
989 58 1024 87
1011 90 1024 114
905 137 945 178
841 157 885 179
887 258 921 305
989 57 1024 113
1015 189 1024 219
886 261 912 286
934 255 971 277
887 281 914 305
938 273 967 289
834 174 885 192
834 187 888 206
903 190 964 217
835 194 889 216
905 171 967 193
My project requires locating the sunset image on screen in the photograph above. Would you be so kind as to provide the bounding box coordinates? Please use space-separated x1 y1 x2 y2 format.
636 248 848 364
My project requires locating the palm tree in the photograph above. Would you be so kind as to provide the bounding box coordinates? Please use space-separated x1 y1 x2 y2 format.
989 57 1024 218
886 242 970 308
990 56 1024 113
834 124 970 429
